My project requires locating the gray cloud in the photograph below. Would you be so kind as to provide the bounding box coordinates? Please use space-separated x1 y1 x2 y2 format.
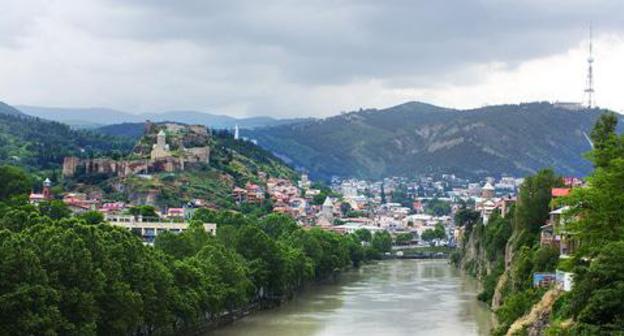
0 0 623 117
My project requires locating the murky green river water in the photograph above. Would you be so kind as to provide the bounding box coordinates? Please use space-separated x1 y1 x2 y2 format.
210 259 493 336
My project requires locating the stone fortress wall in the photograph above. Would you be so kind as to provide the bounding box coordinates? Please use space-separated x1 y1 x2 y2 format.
63 122 210 178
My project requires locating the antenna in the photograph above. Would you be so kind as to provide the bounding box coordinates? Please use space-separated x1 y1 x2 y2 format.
584 24 595 109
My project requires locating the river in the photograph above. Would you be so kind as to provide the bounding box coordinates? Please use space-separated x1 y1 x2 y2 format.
209 259 493 336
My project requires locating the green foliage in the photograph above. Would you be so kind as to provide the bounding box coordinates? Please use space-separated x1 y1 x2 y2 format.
0 113 133 170
567 241 624 332
395 232 413 245
310 182 340 206
77 211 104 225
454 206 480 232
494 288 546 335
425 198 451 216
421 223 446 243
390 184 411 207
546 114 624 333
249 102 608 179
478 258 504 303
514 169 562 236
0 165 32 201
483 213 512 262
127 205 159 219
371 231 392 253
354 228 372 242
37 200 71 220
0 179 374 336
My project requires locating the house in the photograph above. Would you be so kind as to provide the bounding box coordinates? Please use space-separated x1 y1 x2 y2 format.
245 183 265 203
497 195 516 218
99 202 127 215
165 208 185 219
232 187 247 203
63 193 99 214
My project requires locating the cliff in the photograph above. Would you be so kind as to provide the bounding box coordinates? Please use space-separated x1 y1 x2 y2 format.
506 289 562 336
453 170 563 335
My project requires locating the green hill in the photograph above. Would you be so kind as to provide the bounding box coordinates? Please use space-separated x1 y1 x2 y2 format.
66 124 296 209
0 101 26 116
0 104 134 170
248 102 617 179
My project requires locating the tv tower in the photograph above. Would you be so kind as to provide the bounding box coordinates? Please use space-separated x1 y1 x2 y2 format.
584 24 595 109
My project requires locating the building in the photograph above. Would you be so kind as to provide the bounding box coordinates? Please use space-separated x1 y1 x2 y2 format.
150 130 171 160
63 193 99 214
63 122 210 178
321 197 335 220
105 215 216 244
29 178 53 204
481 182 495 199
99 202 127 215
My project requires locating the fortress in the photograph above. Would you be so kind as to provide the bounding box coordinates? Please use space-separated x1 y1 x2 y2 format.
63 122 210 178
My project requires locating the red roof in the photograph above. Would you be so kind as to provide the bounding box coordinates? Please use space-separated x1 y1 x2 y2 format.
168 208 184 214
551 188 571 197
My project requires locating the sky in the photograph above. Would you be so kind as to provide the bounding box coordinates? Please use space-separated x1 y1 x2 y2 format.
1 0 624 118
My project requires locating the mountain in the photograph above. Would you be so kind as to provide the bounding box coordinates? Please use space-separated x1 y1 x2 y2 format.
16 106 141 128
247 102 619 179
0 101 26 116
17 105 308 129
0 103 134 170
96 122 146 139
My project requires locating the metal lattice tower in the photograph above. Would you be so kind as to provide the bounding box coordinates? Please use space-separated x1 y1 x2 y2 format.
584 25 595 109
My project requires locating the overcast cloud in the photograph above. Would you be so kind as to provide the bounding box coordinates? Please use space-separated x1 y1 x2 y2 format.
1 0 623 117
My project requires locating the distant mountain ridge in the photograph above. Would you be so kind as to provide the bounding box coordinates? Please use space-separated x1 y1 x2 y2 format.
0 102 26 116
0 103 134 170
17 105 309 129
247 101 621 179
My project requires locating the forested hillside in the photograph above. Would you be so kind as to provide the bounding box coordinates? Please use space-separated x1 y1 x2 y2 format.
0 107 134 170
249 102 619 179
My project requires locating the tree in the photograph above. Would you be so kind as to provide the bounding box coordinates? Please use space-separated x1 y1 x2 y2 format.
128 205 159 219
0 165 31 201
37 200 71 220
587 112 622 169
339 202 352 217
354 228 372 243
421 229 435 243
78 211 104 225
569 241 624 331
235 224 284 297
0 230 61 335
371 231 392 253
426 198 451 216
514 169 561 236
380 183 386 204
395 232 413 245
455 207 480 228
258 213 298 239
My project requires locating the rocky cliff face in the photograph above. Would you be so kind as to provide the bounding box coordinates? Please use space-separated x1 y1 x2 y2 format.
457 225 492 278
491 232 519 309
506 289 562 336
